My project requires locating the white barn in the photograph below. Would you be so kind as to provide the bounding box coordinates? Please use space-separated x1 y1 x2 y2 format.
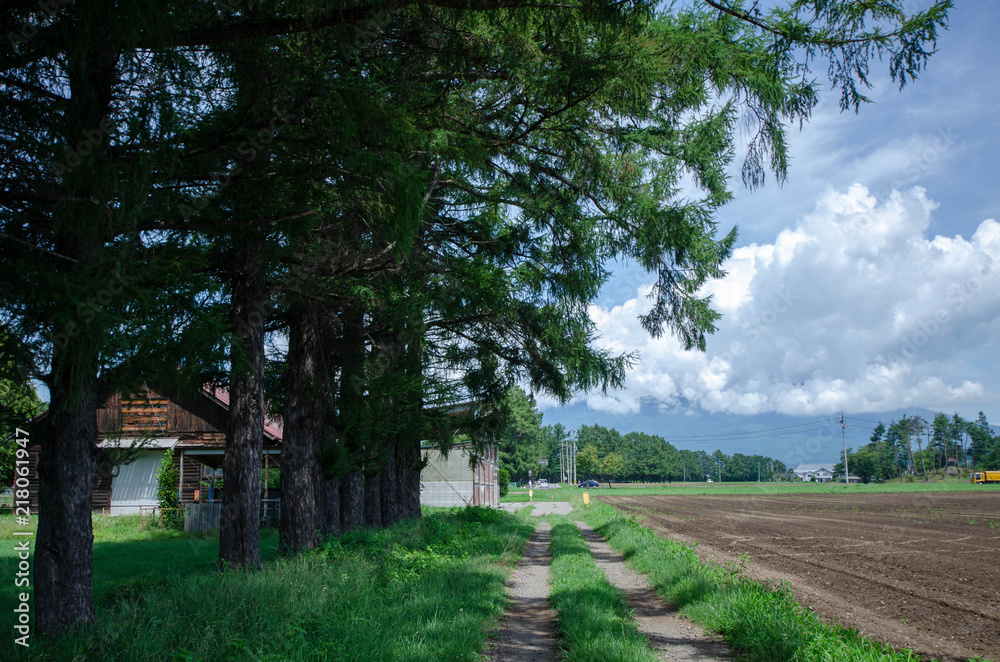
420 442 499 508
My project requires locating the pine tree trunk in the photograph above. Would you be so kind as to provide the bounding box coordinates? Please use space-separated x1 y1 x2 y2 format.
340 467 365 530
279 310 321 553
337 298 367 532
364 464 382 528
395 444 411 517
220 232 266 570
396 310 425 520
34 5 118 633
397 441 422 519
380 454 398 526
317 473 341 540
35 368 98 633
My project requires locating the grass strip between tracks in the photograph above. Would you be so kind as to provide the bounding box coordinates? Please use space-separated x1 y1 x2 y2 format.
578 501 934 662
547 514 661 662
5 507 534 662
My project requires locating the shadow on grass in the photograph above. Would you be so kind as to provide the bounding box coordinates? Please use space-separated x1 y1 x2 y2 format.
7 508 534 662
92 529 281 608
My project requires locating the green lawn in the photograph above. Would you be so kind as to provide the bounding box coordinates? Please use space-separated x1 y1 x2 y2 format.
0 514 281 619
1 507 535 661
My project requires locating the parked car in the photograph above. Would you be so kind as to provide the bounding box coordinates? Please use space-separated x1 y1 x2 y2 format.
578 480 599 488
536 478 548 488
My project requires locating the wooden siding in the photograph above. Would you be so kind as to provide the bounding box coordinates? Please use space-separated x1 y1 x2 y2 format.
21 383 281 513
168 391 228 434
92 461 113 512
96 385 227 437
176 451 210 502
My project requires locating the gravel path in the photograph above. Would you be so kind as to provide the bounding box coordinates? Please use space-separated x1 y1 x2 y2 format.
489 521 557 662
574 520 732 662
498 501 574 516
488 506 732 662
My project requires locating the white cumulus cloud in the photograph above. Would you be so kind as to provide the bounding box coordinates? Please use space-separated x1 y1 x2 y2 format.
580 185 1000 417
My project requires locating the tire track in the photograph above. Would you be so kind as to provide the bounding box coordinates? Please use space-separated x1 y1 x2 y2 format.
574 520 731 662
489 521 557 662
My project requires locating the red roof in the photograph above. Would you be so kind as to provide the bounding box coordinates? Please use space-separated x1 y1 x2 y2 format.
203 386 283 442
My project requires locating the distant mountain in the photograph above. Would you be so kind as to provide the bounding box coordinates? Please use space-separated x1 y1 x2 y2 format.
538 399 989 468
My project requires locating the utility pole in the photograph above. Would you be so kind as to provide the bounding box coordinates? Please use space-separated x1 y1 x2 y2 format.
841 412 849 484
559 437 565 483
572 439 578 485
927 423 936 472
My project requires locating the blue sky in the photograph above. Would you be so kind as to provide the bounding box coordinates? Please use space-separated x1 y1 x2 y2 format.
539 1 1000 458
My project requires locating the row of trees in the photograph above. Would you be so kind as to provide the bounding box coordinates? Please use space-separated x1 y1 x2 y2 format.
498 387 786 484
839 412 999 483
1 0 949 635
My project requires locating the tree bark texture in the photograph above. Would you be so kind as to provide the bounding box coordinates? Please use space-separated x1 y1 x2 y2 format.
279 310 322 553
34 6 118 631
380 454 398 526
340 467 365 531
396 317 425 520
220 231 266 570
363 463 382 528
35 369 98 633
317 473 341 540
338 300 368 531
397 441 422 519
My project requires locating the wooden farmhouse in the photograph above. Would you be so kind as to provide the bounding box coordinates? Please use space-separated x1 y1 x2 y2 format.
25 384 282 514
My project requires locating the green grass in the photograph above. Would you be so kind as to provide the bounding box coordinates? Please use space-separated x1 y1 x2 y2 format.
547 515 659 662
576 500 947 662
2 507 535 661
0 514 281 619
501 486 576 502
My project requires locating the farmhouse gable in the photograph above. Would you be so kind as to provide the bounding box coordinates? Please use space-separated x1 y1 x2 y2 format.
793 463 836 482
23 383 281 514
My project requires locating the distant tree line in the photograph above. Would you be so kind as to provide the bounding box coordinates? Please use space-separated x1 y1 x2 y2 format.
836 412 1000 483
498 387 786 484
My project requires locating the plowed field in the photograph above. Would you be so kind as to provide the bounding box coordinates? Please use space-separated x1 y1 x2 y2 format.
602 492 1000 662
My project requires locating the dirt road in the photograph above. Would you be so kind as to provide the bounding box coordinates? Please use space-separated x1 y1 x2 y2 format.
489 505 731 662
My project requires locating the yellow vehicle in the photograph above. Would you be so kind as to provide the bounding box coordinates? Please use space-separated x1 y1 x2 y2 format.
971 471 1000 484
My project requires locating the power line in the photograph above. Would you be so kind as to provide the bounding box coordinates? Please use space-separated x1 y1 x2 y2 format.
677 426 836 443
665 417 840 442
845 416 883 425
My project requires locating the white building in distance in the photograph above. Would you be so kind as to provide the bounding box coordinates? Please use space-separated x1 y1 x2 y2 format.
793 463 835 482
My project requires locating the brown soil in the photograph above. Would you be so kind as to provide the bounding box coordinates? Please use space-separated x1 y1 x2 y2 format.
602 492 1000 662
